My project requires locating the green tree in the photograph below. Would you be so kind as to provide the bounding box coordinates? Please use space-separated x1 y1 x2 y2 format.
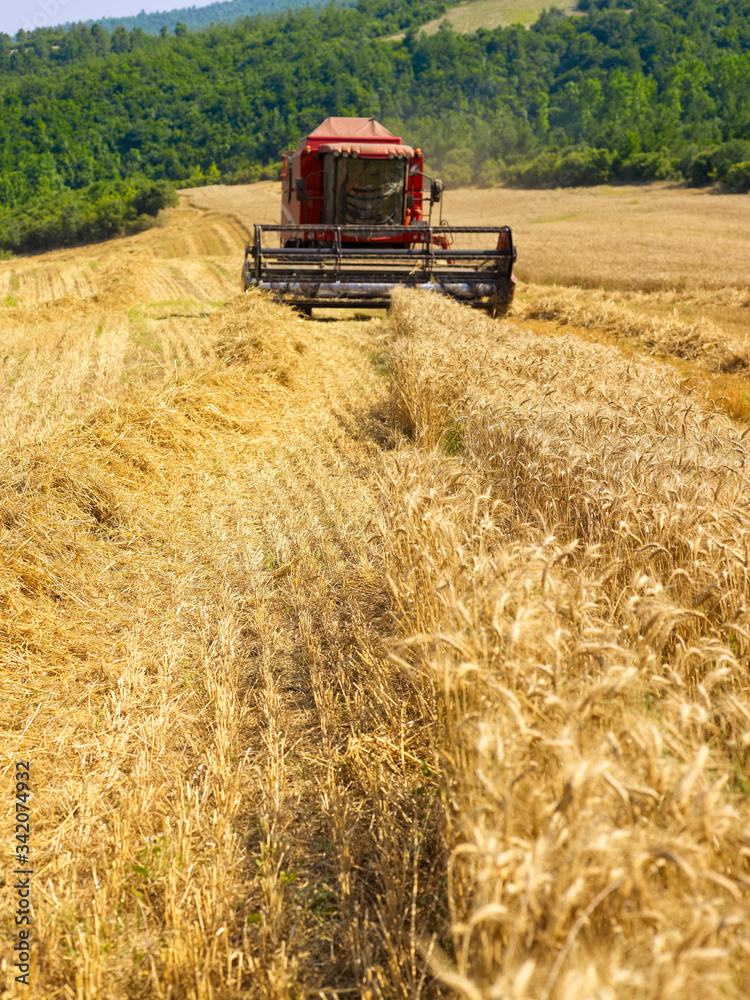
112 26 130 54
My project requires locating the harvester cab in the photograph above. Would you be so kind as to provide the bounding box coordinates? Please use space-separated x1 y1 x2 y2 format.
242 117 516 314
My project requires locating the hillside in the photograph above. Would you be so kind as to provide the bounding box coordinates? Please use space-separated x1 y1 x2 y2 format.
72 0 346 36
83 0 543 37
1 184 750 997
2 0 750 254
400 0 579 36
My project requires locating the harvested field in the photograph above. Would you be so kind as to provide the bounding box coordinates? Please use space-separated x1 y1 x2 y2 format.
195 181 750 294
444 183 750 293
1 184 750 999
385 0 579 38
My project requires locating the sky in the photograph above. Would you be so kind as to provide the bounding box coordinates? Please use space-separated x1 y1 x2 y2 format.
1 0 217 37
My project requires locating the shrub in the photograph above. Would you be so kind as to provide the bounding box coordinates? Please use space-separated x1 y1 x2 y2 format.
218 161 281 186
555 146 614 186
684 149 715 186
721 161 750 194
504 151 560 187
505 147 613 188
126 213 161 235
617 150 677 182
681 140 750 187
132 181 178 217
0 180 178 253
89 197 127 240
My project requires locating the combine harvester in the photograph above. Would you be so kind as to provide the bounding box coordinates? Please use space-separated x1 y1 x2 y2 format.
242 117 516 315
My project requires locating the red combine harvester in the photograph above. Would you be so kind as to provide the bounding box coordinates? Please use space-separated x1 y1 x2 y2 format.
242 117 516 314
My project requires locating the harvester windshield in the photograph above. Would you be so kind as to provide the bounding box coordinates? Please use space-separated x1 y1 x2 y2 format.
323 155 406 225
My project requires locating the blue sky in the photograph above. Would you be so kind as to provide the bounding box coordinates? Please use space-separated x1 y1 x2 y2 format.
1 0 217 37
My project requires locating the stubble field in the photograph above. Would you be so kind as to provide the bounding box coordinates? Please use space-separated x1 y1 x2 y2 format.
1 182 750 1000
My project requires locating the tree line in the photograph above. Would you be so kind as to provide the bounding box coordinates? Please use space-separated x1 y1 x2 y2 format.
1 0 749 253
74 0 340 37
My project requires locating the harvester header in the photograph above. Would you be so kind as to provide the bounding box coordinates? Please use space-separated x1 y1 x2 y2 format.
243 117 516 314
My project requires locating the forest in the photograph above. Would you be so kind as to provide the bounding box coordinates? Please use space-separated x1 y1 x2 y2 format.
1 0 749 252
75 0 346 37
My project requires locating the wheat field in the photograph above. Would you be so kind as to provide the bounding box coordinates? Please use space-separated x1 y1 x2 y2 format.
1 184 749 999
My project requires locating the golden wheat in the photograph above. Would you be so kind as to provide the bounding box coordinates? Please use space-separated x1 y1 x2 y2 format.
516 283 749 372
0 293 324 998
375 288 750 999
3 183 750 1000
